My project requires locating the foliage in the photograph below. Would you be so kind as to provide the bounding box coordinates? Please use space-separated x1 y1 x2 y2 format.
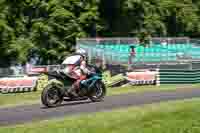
0 0 102 66
36 74 48 91
1 0 200 66
100 0 200 37
102 71 125 86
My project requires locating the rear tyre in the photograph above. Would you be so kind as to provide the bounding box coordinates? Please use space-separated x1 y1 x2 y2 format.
41 83 63 108
89 81 106 102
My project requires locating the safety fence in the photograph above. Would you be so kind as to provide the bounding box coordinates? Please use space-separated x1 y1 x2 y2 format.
0 66 159 93
77 37 200 66
158 69 200 84
2 66 200 94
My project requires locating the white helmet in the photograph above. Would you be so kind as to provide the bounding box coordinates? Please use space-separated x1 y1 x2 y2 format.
76 48 87 57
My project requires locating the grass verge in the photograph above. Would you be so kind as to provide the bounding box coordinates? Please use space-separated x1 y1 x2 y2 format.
1 98 200 132
108 83 200 95
0 91 41 108
0 84 200 108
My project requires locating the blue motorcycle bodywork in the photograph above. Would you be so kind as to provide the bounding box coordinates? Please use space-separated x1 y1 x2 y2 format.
80 74 102 90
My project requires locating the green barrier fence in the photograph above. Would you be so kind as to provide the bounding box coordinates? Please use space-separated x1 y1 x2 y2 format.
159 69 200 84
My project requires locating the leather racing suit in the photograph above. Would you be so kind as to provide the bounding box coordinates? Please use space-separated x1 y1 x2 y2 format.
61 54 90 96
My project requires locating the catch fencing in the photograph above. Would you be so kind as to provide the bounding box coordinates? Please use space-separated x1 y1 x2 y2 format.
76 37 199 68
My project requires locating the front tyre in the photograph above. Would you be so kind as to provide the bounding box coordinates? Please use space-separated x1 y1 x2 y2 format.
41 83 63 108
89 81 106 102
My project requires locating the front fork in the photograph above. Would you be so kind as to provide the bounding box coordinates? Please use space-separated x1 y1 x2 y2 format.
81 77 102 91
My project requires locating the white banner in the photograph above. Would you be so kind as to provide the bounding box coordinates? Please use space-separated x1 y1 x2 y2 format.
126 70 157 85
0 77 38 93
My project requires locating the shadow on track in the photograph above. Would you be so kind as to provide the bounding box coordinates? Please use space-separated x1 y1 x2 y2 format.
40 100 93 109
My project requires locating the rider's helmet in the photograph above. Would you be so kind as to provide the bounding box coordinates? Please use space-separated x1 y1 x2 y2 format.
76 48 87 59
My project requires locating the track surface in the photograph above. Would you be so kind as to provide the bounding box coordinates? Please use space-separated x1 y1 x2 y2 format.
1 88 200 127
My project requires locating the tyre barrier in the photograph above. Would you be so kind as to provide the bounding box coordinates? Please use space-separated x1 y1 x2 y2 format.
0 87 36 94
127 79 156 85
126 70 158 85
0 77 38 94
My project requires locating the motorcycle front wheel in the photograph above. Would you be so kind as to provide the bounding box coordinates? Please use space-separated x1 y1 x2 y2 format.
89 81 106 102
41 83 63 108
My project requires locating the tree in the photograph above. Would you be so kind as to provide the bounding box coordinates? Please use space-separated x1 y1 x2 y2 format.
0 0 102 66
1 0 200 66
101 0 200 37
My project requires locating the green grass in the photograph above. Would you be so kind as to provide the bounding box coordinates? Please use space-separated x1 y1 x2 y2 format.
0 91 41 108
1 98 200 133
1 84 200 108
108 83 200 96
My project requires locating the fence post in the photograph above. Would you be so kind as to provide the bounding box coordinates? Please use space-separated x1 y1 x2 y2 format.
156 68 160 86
102 52 106 70
88 48 92 64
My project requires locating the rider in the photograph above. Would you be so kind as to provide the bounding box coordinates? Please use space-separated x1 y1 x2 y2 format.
61 49 91 97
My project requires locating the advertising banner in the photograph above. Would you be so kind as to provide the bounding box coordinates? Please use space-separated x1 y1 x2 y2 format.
27 66 48 75
126 70 157 85
26 65 60 75
0 77 38 93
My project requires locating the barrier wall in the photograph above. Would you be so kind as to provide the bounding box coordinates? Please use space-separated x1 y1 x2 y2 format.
1 64 200 94
159 69 200 84
0 65 51 94
126 70 157 85
0 77 38 93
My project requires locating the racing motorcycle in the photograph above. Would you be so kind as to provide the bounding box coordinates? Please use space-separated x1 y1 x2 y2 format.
41 65 106 107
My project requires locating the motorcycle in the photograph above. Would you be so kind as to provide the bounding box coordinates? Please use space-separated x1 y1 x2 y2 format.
41 65 106 107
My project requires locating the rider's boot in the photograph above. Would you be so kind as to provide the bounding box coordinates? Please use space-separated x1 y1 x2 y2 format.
67 86 78 97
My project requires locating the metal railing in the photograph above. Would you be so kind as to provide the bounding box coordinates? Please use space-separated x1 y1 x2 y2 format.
0 65 61 77
77 37 200 66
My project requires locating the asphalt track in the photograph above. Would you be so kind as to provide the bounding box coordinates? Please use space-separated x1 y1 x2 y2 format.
1 88 200 127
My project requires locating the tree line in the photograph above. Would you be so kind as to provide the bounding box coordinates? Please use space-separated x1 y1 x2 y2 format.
0 0 200 67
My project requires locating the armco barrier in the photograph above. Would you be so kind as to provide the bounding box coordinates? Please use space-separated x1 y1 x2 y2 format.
158 69 200 84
